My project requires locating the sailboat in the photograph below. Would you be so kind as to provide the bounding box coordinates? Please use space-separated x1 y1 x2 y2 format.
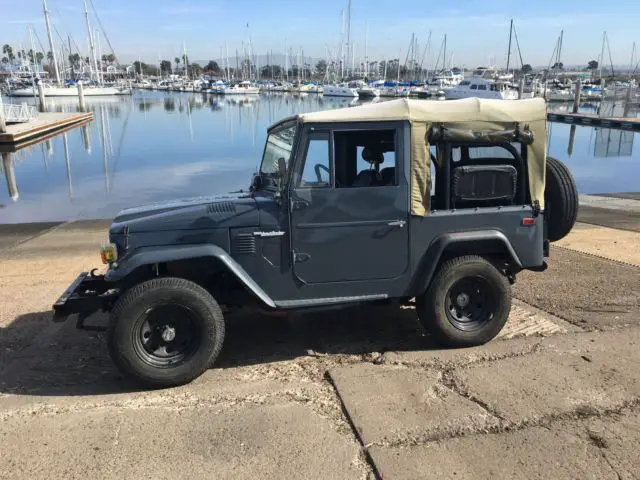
12 0 122 97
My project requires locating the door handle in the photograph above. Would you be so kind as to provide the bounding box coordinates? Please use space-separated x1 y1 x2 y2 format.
387 220 406 228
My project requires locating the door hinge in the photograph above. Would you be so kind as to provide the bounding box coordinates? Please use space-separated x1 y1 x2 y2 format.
293 251 310 263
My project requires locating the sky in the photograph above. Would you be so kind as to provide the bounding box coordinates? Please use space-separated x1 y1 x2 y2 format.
2 0 640 69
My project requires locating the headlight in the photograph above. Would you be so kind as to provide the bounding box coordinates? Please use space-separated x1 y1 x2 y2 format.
100 243 118 264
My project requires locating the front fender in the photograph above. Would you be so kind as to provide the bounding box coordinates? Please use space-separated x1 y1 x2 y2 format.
407 230 522 297
105 244 276 308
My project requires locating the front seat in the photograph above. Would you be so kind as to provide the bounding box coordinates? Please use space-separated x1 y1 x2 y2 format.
353 148 384 187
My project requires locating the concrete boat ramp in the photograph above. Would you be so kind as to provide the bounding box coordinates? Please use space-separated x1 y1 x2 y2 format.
0 196 639 479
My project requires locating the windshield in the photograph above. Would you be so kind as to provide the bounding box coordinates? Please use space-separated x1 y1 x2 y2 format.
259 123 297 187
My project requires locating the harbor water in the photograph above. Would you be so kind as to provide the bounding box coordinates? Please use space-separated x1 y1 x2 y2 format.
1 92 639 224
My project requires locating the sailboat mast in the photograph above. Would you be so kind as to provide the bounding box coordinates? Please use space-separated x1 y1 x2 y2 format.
43 0 61 85
598 31 606 80
557 30 564 66
364 22 368 78
84 0 99 83
95 28 103 83
225 42 230 82
183 42 188 79
29 26 40 79
443 34 447 71
339 9 345 79
346 0 352 77
506 19 513 73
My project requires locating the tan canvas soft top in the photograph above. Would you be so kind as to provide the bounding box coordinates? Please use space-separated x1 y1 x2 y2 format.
295 97 547 216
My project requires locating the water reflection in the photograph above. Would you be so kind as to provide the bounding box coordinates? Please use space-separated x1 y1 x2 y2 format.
1 92 639 223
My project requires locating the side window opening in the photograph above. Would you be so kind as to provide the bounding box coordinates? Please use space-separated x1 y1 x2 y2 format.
430 142 526 211
298 133 331 188
333 129 398 188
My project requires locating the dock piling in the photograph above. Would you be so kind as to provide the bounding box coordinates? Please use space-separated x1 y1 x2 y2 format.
37 82 47 112
77 82 86 112
2 152 19 201
0 94 6 134
572 80 581 113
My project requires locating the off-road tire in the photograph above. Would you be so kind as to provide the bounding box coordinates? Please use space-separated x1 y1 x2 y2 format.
416 256 511 347
545 156 578 242
107 277 225 388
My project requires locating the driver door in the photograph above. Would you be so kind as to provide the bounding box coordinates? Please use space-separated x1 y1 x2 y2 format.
289 126 410 284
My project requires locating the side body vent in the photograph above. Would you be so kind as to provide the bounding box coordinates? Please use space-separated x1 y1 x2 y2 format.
207 202 236 215
233 233 256 255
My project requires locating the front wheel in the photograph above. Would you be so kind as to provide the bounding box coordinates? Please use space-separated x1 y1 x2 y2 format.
107 277 225 388
417 256 511 347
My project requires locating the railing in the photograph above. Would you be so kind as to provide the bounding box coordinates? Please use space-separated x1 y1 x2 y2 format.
2 103 39 123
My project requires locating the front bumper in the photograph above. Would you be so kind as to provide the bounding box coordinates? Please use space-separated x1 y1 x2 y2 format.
52 270 119 328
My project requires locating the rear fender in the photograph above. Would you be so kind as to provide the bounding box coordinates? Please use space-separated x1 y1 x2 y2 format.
105 244 276 308
408 230 522 297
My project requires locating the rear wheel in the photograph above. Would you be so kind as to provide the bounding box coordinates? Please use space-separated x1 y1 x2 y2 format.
417 256 511 347
545 156 578 242
107 277 225 388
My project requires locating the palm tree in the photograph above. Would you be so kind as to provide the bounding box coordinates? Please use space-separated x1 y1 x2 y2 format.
174 57 180 72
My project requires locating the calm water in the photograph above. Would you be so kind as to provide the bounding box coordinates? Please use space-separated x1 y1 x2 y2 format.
1 92 639 224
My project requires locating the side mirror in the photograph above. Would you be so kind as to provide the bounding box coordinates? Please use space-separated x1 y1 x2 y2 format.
250 174 262 192
277 157 287 179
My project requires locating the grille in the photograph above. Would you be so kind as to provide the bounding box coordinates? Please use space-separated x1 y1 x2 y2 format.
233 234 256 255
207 202 236 215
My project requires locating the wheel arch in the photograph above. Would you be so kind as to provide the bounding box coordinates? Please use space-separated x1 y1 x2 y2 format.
105 244 276 308
408 230 522 297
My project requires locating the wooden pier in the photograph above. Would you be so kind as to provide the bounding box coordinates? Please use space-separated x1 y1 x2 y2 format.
0 112 94 145
547 112 640 132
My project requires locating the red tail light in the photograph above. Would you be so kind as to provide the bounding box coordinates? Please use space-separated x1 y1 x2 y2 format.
521 217 535 226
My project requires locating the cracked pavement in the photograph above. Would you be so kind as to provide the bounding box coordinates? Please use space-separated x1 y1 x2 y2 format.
1 205 639 479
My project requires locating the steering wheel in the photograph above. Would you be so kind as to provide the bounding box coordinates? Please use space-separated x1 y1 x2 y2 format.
314 164 331 185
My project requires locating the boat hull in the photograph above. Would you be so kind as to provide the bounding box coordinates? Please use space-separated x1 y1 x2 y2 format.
323 85 359 97
10 86 121 97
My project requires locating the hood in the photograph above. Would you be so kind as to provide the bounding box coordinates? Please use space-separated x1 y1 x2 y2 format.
109 192 259 234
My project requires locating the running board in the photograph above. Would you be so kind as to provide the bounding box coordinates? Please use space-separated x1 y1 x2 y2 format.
275 294 388 309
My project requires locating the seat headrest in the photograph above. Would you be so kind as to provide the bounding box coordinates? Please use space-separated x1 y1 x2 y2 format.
362 148 384 165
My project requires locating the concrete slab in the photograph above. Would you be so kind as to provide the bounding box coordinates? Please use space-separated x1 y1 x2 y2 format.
0 403 361 480
578 205 640 233
329 363 496 446
382 335 542 368
0 222 62 251
592 192 640 201
454 350 640 423
556 223 640 266
591 410 640 477
579 194 640 213
368 422 618 480
514 247 640 329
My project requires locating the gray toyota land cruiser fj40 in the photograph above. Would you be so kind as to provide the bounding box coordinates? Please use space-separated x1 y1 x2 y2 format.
53 98 578 388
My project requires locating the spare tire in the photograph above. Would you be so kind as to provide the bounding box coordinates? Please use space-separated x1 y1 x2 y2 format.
545 156 578 242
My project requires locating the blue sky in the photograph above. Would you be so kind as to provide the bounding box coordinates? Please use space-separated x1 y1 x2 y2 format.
2 0 640 68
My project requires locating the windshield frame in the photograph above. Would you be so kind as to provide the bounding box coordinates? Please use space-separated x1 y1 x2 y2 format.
257 119 300 191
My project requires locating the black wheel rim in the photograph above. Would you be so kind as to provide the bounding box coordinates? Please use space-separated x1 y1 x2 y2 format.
445 276 496 331
132 304 200 368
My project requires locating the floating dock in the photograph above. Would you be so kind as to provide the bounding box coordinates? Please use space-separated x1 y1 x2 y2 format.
0 112 94 145
547 112 640 131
